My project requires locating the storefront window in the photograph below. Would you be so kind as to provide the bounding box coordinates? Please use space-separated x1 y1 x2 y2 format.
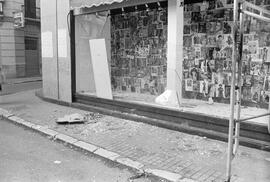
110 5 168 102
182 0 270 108
75 11 110 95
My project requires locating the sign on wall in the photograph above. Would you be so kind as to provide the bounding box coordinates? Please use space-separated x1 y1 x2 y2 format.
13 11 24 28
41 31 53 58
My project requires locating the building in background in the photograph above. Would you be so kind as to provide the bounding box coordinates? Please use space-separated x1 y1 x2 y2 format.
0 0 41 79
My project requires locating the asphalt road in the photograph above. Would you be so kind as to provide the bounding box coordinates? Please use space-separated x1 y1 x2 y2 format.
0 119 164 182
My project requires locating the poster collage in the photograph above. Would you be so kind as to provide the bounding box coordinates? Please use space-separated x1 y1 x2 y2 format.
183 0 270 105
110 7 168 95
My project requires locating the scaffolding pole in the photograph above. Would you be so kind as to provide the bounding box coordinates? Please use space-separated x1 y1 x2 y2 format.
226 1 270 181
225 0 239 181
233 1 244 156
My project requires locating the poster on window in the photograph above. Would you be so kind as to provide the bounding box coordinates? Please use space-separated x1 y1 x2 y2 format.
111 7 168 95
182 0 270 107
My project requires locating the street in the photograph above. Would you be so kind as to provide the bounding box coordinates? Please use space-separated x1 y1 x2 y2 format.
0 118 164 182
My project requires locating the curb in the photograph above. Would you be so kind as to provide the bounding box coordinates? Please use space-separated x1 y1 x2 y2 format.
0 108 197 182
6 78 42 85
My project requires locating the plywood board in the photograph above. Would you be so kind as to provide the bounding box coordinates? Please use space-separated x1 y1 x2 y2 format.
89 39 113 100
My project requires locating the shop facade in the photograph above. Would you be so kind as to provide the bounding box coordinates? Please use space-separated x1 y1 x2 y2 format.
41 0 270 112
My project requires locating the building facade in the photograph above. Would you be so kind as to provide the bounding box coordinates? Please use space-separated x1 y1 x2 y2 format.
41 0 270 109
0 0 41 78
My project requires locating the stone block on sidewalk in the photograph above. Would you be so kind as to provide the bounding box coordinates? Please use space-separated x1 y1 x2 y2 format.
7 116 26 125
73 141 99 153
21 121 35 128
31 124 43 130
145 169 182 182
55 134 78 144
0 108 8 116
38 127 59 137
94 148 120 161
116 157 144 170
177 178 198 182
2 112 14 118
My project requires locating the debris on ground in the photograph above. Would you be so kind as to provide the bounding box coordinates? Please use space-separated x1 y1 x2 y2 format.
56 113 86 124
85 112 104 123
54 160 61 164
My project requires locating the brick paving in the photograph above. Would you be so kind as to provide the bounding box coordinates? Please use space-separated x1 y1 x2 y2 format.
0 90 270 182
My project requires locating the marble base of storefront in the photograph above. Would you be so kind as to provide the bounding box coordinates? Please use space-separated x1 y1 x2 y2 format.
74 92 270 151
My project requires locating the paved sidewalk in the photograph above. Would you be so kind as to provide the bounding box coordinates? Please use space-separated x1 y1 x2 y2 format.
6 76 42 85
0 90 270 182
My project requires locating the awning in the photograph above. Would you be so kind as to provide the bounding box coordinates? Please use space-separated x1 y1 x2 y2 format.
70 0 125 10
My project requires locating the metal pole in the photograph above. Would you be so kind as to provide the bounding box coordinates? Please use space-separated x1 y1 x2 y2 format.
233 2 244 156
56 0 60 100
268 98 270 133
226 0 239 181
237 112 270 122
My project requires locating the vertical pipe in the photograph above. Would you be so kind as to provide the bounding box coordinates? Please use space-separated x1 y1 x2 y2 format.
70 10 76 102
226 0 239 181
233 2 244 155
56 0 60 99
268 93 270 133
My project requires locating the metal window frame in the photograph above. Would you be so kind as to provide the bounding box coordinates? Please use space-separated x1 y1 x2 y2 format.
0 2 3 14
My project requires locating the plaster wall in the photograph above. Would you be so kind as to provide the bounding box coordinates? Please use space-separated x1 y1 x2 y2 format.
40 0 58 99
155 0 183 107
57 0 72 102
40 0 71 102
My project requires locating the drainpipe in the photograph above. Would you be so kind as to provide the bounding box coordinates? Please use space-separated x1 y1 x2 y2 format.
55 0 60 99
268 98 270 133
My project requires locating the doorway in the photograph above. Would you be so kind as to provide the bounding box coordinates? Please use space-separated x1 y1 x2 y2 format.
25 36 40 77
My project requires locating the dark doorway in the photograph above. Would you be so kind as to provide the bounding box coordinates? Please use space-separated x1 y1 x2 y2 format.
25 37 40 77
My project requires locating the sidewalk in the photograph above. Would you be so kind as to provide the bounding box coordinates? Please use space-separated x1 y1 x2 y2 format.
0 90 270 182
6 76 42 85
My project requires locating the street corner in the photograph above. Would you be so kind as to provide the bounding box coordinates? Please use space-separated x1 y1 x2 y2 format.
144 169 182 182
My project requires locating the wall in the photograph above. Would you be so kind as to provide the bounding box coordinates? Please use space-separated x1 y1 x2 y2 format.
40 0 71 102
0 0 24 78
0 0 41 78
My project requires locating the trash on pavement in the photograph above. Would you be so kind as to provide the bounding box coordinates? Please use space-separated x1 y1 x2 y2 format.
56 113 86 124
54 160 62 164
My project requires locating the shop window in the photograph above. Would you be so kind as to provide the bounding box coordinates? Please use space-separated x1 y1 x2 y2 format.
110 5 168 96
182 0 270 107
0 3 3 15
75 11 110 95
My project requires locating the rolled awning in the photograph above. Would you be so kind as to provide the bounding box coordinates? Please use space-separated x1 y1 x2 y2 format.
70 0 125 10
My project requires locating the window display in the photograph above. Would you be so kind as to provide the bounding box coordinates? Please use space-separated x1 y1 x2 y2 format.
110 6 168 96
183 0 270 107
